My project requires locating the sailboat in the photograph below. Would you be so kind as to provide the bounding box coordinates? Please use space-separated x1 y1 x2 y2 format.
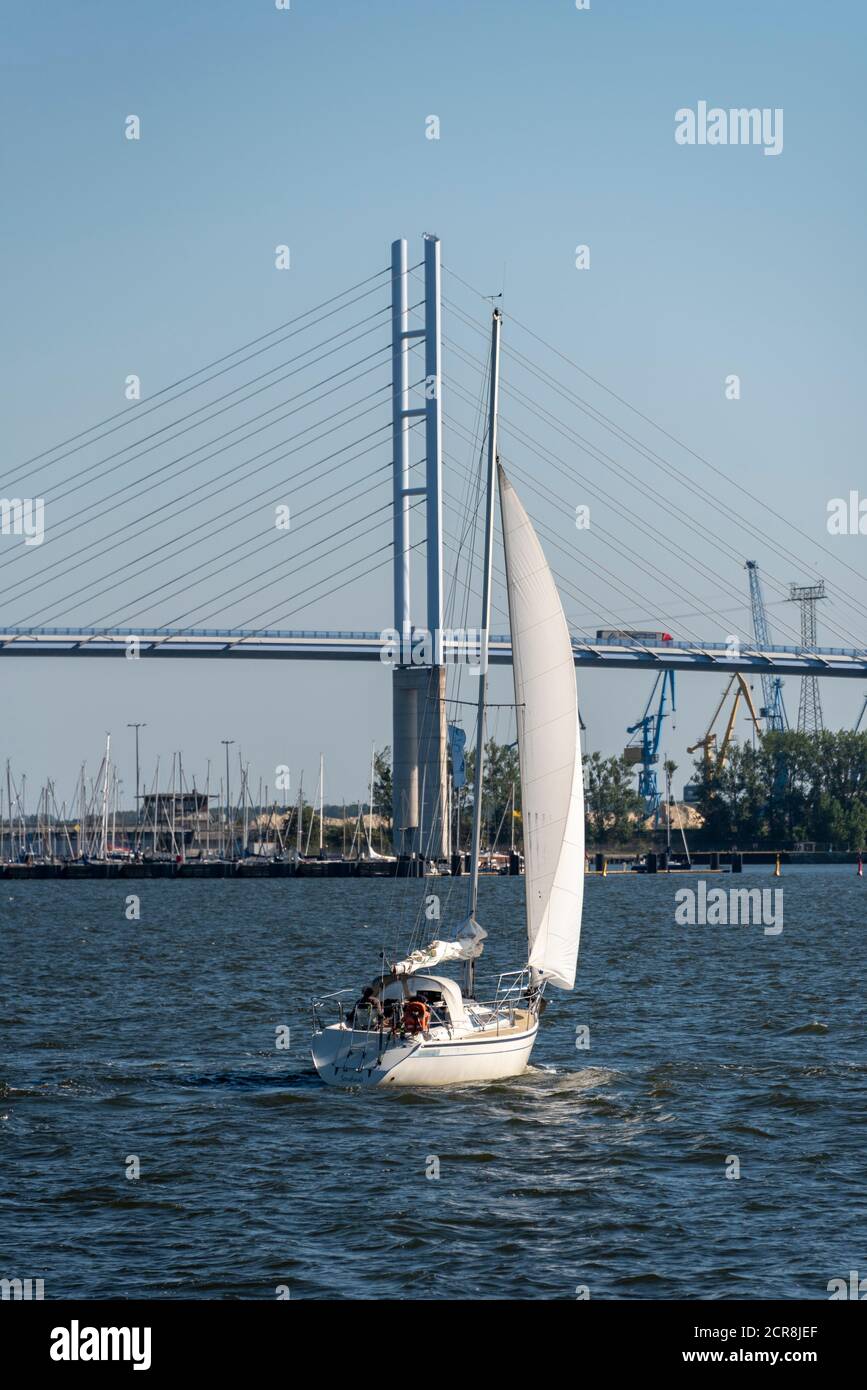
310 310 584 1087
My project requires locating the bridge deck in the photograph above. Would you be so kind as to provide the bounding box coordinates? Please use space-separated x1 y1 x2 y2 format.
0 628 865 676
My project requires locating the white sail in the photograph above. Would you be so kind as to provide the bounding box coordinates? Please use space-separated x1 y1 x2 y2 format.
498 466 584 989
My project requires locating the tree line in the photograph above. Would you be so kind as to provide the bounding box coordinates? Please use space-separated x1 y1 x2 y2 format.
690 730 867 848
375 730 867 850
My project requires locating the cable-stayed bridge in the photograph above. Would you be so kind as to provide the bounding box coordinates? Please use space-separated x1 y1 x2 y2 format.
5 233 867 853
1 627 866 678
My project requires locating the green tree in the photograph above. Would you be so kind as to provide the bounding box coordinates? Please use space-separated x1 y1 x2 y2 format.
691 730 867 848
372 747 392 831
583 751 644 844
461 737 521 850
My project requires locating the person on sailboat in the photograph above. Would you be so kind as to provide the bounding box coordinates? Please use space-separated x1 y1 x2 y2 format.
347 985 383 1028
403 997 431 1035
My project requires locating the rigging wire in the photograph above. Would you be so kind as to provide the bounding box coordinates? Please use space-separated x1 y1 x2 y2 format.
445 389 769 646
5 266 395 480
7 301 394 514
21 447 394 628
444 260 867 603
12 306 394 508
0 384 392 603
0 350 392 591
145 495 398 631
438 268 867 642
440 319 866 652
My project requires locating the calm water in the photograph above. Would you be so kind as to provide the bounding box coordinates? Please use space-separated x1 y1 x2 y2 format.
2 867 865 1300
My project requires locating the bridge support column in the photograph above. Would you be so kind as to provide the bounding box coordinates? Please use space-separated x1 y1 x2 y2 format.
389 234 448 862
418 663 447 860
391 664 447 860
392 667 418 855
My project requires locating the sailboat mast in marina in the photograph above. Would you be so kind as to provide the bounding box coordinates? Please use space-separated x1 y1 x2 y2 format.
310 308 585 1086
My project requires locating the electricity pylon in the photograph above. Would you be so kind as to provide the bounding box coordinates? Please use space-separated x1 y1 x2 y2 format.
788 581 826 733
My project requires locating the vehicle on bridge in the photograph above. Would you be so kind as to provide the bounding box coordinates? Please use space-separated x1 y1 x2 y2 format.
596 628 673 643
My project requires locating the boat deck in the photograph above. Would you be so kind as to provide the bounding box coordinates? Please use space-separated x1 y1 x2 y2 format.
465 1007 533 1038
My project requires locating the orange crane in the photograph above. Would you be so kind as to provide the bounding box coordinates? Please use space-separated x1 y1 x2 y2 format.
687 675 762 771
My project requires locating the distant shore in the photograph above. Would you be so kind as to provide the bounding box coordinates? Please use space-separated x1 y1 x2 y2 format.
0 848 862 880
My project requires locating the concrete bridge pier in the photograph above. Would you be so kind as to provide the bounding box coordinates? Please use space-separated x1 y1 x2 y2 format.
392 665 447 860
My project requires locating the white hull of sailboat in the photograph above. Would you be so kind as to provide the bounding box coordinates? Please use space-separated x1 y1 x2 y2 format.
311 1019 539 1088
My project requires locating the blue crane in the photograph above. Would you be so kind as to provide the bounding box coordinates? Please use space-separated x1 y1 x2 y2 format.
745 559 789 802
745 561 788 731
626 670 676 820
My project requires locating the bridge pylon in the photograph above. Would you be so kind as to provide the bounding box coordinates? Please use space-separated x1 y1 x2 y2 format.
390 234 447 859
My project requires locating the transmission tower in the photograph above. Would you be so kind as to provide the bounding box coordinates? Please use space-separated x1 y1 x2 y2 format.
745 561 788 731
788 581 826 733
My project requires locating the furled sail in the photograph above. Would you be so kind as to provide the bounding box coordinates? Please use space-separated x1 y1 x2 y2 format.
498 466 584 989
391 919 487 977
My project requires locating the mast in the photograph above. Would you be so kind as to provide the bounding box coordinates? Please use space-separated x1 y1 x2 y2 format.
170 753 177 858
222 739 234 860
319 752 324 857
178 752 186 863
466 309 502 966
100 735 111 861
205 760 211 857
153 758 160 857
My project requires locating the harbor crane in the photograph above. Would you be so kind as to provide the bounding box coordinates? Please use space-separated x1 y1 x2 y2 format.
745 560 788 731
745 559 790 801
687 674 762 772
625 670 676 820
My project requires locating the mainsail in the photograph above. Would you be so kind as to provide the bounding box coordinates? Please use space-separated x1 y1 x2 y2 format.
391 919 488 978
498 466 584 989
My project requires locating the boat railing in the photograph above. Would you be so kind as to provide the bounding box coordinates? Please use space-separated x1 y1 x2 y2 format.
310 987 356 1034
311 989 454 1041
312 969 535 1039
465 969 534 1034
494 968 532 1004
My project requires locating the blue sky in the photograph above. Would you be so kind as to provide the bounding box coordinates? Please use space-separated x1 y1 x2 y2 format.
2 0 866 806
